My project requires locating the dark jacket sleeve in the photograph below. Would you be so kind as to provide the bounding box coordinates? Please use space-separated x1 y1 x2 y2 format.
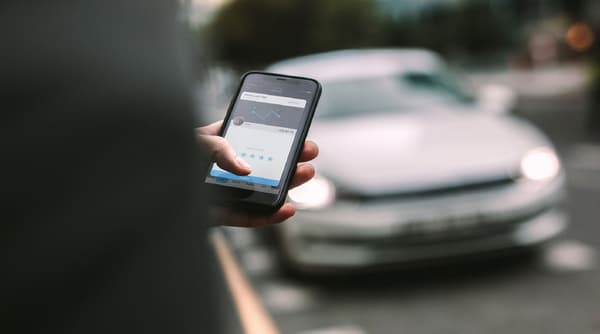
1 1 223 333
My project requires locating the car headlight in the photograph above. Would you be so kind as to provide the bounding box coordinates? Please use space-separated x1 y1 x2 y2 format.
520 147 560 181
288 175 336 209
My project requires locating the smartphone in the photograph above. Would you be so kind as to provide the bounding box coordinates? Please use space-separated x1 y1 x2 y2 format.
204 71 322 213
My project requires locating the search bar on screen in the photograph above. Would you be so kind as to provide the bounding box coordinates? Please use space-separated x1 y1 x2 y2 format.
241 91 306 109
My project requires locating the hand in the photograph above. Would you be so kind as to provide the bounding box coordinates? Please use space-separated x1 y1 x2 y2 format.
197 120 319 227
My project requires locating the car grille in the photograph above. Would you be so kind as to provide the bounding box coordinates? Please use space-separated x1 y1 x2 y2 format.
301 207 548 246
336 176 516 202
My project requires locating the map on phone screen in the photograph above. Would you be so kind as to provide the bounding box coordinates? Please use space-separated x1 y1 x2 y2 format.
208 91 307 193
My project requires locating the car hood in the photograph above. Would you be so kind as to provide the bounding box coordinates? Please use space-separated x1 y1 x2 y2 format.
309 111 552 195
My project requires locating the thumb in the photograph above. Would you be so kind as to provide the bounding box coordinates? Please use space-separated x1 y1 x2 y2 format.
198 135 252 176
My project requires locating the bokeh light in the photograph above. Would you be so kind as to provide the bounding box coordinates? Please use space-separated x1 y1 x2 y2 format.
566 22 595 52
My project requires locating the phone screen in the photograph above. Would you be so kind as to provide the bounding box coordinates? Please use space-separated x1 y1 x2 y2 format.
205 73 318 195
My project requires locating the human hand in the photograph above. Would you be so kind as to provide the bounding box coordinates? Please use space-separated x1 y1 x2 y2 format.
196 120 319 227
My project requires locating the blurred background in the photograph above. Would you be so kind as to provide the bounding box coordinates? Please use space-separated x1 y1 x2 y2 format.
185 0 600 333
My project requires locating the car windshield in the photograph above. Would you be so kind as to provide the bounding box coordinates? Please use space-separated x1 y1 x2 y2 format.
317 70 475 119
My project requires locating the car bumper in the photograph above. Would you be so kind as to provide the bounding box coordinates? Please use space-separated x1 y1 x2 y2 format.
279 174 567 271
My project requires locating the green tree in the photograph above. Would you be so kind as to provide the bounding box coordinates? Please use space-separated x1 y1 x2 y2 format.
206 0 382 69
383 1 517 60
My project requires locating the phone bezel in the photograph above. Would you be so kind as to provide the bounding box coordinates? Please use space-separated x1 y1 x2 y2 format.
204 71 322 213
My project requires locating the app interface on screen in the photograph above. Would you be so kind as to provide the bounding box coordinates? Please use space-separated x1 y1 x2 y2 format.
205 79 313 194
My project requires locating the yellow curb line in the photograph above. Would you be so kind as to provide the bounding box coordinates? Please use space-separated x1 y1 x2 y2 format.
211 230 280 334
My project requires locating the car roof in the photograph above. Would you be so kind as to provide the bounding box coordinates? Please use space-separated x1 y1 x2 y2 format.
268 48 443 82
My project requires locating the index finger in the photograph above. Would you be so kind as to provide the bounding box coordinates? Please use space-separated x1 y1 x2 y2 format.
298 140 319 162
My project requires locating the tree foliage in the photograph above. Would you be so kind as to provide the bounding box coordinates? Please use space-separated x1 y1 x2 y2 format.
384 2 517 59
207 0 382 68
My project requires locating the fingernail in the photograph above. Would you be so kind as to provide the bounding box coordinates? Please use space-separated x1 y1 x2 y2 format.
236 157 252 171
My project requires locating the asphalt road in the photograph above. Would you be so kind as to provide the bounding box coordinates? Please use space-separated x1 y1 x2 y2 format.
222 89 600 334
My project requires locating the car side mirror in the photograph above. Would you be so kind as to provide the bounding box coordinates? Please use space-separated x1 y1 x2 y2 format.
477 84 517 115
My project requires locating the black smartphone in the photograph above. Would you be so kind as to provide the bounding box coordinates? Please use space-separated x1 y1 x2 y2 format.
204 71 322 213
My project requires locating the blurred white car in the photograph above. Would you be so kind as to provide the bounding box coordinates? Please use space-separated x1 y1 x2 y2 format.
268 49 567 272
